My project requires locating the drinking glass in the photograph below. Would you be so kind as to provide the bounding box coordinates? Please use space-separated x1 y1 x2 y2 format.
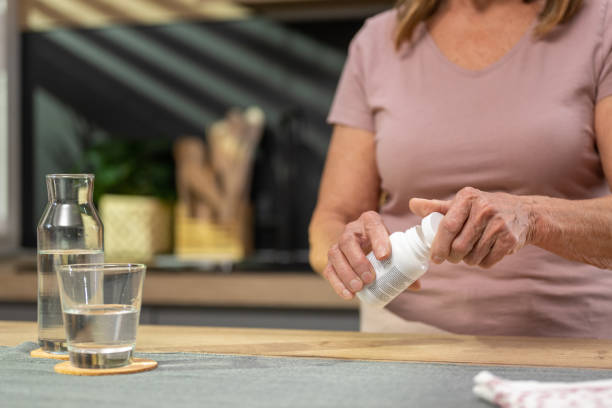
57 263 146 369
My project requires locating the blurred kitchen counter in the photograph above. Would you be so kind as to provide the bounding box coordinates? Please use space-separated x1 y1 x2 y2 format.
0 254 357 310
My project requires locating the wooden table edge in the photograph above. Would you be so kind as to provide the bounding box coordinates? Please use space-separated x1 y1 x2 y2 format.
4 321 612 369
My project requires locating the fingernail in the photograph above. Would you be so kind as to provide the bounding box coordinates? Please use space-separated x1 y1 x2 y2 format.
349 279 362 291
362 272 373 283
432 256 443 264
341 289 352 299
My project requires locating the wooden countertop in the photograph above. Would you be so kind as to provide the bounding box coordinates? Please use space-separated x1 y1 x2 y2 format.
0 256 357 309
4 321 612 369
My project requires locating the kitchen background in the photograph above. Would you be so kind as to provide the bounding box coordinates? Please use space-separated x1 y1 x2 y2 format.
0 0 393 331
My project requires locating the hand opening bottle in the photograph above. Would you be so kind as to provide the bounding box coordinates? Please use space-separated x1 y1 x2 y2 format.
357 212 443 308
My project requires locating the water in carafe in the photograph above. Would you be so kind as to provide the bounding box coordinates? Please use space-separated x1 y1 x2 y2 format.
37 174 103 352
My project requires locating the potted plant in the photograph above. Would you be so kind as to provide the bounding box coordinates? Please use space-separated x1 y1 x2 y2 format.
79 139 176 263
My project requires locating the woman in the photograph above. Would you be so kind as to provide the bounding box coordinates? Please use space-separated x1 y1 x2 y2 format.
309 0 612 337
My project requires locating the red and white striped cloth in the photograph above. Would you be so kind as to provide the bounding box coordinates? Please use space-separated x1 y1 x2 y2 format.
473 371 612 408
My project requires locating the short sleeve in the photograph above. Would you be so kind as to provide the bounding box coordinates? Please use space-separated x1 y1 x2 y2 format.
327 26 375 132
597 0 612 102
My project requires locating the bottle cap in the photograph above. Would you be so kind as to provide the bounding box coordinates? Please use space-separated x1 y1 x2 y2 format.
421 212 444 245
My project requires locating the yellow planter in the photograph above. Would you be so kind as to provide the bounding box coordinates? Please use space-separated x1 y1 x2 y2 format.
174 202 252 262
100 195 172 263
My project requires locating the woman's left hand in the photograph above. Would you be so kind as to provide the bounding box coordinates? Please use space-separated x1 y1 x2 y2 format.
409 187 535 268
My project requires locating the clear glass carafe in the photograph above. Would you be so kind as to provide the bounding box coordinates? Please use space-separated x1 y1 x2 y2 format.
37 174 104 352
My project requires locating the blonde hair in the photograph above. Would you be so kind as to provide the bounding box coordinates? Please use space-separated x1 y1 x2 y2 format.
394 0 583 49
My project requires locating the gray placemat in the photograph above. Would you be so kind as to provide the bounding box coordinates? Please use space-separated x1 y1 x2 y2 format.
2 342 612 408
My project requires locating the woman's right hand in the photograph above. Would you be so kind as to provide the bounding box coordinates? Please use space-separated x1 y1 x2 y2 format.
323 211 393 300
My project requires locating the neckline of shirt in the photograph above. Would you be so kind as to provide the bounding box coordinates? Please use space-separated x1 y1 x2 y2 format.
421 18 537 78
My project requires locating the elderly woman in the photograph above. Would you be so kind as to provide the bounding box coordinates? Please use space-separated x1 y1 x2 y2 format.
309 0 612 337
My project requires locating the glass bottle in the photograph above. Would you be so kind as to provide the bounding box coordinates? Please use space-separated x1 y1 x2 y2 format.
37 174 104 352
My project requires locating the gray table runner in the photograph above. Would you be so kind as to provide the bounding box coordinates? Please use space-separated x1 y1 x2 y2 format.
2 342 612 408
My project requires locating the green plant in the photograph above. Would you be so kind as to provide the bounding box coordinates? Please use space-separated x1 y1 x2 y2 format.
75 139 176 203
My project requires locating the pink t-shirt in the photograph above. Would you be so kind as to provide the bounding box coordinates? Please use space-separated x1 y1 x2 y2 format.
328 0 612 338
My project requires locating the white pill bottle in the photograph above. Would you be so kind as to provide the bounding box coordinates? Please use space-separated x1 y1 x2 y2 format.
357 212 444 308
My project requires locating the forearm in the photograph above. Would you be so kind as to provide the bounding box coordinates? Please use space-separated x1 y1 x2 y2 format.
528 195 612 269
308 210 348 275
308 125 381 275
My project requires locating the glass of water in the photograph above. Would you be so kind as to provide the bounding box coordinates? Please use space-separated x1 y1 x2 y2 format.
56 263 146 369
